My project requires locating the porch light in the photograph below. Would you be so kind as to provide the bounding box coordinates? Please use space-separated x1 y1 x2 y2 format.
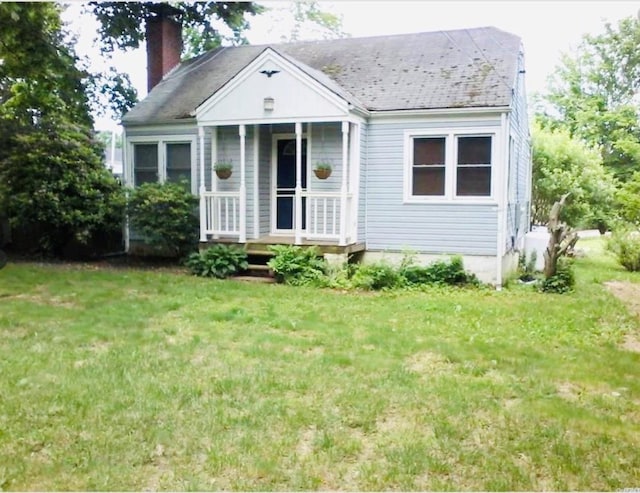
263 97 275 111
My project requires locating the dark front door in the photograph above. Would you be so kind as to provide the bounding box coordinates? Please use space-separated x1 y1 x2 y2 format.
275 138 307 231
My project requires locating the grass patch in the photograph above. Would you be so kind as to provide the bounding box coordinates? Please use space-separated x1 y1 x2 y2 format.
0 239 639 490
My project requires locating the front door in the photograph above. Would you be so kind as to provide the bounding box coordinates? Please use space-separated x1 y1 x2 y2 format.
274 138 307 232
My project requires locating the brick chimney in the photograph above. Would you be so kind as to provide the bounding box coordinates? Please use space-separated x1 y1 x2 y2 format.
145 5 182 92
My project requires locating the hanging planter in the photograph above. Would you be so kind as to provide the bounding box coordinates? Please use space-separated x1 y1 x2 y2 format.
313 162 332 180
214 162 232 180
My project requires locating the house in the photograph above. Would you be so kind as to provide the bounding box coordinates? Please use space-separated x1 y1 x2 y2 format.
122 16 531 286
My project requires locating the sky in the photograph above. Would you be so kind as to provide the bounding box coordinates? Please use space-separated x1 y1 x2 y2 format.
63 0 640 131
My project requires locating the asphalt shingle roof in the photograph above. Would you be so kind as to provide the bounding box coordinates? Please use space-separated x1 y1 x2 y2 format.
122 26 522 125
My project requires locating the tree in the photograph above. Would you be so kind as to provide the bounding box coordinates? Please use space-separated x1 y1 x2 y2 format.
538 16 640 181
616 171 640 227
0 3 125 256
89 2 263 57
531 122 618 230
287 1 347 42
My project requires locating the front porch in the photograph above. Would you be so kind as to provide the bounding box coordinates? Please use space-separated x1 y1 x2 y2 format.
196 120 362 248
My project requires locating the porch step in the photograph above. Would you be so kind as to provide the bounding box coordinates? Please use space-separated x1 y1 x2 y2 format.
242 253 276 280
234 275 276 283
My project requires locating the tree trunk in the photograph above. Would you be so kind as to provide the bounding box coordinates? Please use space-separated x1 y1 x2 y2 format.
543 193 578 278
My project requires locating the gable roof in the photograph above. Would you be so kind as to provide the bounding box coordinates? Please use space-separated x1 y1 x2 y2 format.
122 26 522 125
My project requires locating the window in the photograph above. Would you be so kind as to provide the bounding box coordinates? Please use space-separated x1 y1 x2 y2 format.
166 143 191 185
412 137 446 196
456 136 492 196
130 137 195 191
406 130 495 201
133 144 158 185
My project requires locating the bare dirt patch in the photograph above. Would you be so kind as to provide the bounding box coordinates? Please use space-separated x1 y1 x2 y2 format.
406 351 454 375
604 281 640 353
604 281 640 318
621 335 640 353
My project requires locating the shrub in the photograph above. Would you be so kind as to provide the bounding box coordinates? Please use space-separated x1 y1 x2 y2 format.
517 250 538 282
401 256 479 287
0 119 126 257
186 244 248 278
267 245 327 285
540 257 575 293
607 229 640 272
127 181 199 258
351 262 404 290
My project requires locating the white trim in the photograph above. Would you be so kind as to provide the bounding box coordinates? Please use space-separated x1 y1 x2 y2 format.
295 122 303 245
126 134 198 195
371 106 510 119
123 122 196 133
339 120 349 246
402 126 500 204
198 127 206 242
196 48 349 121
349 122 360 243
253 125 260 240
198 115 360 127
270 132 309 236
239 124 247 243
495 112 509 290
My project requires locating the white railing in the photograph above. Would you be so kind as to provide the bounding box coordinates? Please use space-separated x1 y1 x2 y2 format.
303 191 353 242
201 190 354 244
202 191 240 236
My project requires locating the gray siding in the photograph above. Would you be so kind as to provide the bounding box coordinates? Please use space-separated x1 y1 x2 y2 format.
308 122 342 193
358 122 367 242
259 125 271 235
506 49 531 251
365 119 500 255
125 125 196 138
214 125 257 238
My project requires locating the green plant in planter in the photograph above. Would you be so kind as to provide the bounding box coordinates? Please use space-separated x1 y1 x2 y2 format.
313 162 332 179
214 162 233 179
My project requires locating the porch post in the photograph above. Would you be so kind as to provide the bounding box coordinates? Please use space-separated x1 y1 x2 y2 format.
198 126 206 242
339 121 349 246
294 122 303 245
239 124 247 243
253 124 260 239
210 127 218 239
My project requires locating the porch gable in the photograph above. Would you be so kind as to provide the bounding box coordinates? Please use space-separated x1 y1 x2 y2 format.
195 48 351 126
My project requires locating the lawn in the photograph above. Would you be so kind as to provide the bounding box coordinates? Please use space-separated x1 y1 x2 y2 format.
0 238 639 490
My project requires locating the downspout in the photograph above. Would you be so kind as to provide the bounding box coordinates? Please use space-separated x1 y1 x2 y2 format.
496 112 509 290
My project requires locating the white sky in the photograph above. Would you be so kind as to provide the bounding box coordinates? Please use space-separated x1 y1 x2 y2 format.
63 0 640 131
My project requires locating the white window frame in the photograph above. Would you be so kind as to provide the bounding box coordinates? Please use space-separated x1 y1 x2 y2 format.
127 135 198 194
404 127 498 203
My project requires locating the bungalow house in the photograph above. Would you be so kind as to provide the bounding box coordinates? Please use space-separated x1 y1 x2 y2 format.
122 18 531 286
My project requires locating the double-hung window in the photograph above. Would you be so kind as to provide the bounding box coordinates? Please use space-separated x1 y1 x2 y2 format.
406 128 496 201
129 136 196 192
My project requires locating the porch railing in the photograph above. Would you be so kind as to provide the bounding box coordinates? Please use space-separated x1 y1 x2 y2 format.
303 191 352 242
202 191 240 236
201 190 353 244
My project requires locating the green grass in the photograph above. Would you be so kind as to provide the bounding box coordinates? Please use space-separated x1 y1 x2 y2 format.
0 238 639 490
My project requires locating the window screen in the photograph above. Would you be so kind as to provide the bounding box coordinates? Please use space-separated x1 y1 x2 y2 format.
133 144 158 185
166 143 191 186
456 136 491 196
412 137 446 196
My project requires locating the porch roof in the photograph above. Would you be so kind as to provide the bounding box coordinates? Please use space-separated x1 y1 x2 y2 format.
122 26 521 126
